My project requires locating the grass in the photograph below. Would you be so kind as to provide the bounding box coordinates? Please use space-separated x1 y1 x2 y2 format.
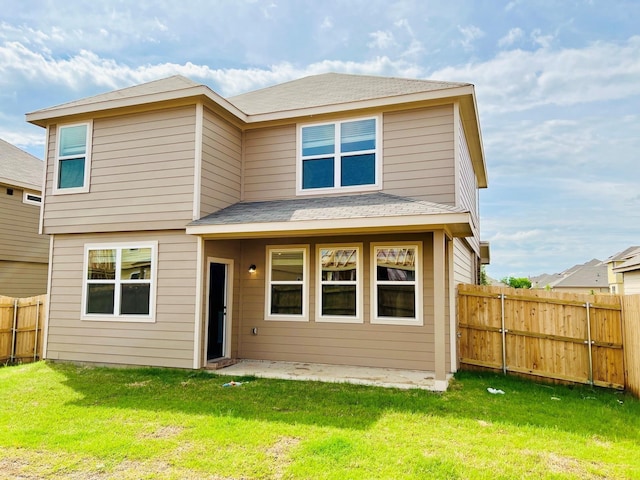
0 362 639 479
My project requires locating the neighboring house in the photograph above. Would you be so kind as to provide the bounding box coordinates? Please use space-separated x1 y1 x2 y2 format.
610 248 640 295
605 246 640 294
532 259 609 294
26 73 489 389
0 139 48 297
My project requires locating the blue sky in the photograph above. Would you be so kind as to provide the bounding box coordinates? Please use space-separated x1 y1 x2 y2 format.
1 0 638 279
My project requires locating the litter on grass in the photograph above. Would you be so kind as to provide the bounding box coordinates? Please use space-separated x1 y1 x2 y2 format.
487 387 505 395
223 381 243 387
551 396 561 401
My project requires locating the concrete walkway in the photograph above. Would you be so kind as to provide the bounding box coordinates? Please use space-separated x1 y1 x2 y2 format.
214 359 447 391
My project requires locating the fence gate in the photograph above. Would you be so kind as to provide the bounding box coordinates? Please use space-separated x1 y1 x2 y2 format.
457 285 625 389
0 295 46 364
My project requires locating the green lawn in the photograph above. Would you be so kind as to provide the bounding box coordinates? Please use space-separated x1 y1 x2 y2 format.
0 362 638 479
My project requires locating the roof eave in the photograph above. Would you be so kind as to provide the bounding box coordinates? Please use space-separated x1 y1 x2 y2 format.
0 176 41 191
186 212 472 239
25 85 248 127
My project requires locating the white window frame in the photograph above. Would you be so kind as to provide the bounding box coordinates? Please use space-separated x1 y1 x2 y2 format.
53 121 93 195
296 115 382 196
81 241 158 322
371 242 423 326
265 245 309 322
316 244 363 323
23 191 42 205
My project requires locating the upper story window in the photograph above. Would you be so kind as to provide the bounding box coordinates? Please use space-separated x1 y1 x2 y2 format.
54 121 92 194
82 242 158 322
265 245 309 321
298 117 381 195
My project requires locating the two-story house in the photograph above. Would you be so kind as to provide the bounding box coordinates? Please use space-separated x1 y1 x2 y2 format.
26 73 488 389
0 139 48 296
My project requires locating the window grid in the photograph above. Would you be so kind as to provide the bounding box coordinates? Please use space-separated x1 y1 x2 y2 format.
317 245 362 323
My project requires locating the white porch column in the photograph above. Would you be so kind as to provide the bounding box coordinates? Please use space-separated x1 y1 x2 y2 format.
433 230 447 386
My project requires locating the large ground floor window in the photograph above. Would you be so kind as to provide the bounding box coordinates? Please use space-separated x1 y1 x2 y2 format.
82 242 158 322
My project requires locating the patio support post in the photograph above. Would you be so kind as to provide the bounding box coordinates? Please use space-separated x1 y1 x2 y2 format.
433 231 447 386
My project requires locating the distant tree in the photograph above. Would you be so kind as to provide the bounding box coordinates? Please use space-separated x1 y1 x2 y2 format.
479 266 490 286
500 276 532 289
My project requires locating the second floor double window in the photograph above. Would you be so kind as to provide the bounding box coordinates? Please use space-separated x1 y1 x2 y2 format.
298 117 380 194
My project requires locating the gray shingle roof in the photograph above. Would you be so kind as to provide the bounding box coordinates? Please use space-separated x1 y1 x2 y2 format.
0 139 44 190
551 259 608 288
190 192 467 226
228 72 469 115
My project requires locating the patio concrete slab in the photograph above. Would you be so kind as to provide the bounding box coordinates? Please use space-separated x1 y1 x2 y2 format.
214 359 448 391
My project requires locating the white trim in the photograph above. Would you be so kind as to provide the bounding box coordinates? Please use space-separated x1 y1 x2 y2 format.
296 115 382 196
22 190 42 205
453 101 461 206
186 212 473 238
265 245 309 322
38 125 48 235
370 242 423 326
447 238 457 373
42 235 54 359
80 241 158 322
206 257 234 360
193 102 203 220
316 243 363 323
193 236 204 369
52 121 93 195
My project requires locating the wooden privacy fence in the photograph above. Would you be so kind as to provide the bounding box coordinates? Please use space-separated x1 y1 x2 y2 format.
0 295 46 365
622 295 640 397
458 285 625 389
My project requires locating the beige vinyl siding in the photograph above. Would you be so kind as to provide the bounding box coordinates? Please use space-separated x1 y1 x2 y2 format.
0 185 48 263
383 105 455 203
200 107 242 216
242 124 297 201
456 114 480 253
453 238 475 285
623 271 640 295
0 260 48 297
46 230 197 368
216 233 438 371
42 106 197 234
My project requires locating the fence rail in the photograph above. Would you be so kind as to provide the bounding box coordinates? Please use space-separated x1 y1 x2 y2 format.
457 285 626 390
0 295 46 364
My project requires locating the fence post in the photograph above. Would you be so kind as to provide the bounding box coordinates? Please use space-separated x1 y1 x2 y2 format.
10 298 18 363
34 300 40 362
500 293 507 375
585 302 594 386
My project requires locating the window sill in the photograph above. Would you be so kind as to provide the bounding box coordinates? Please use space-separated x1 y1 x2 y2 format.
371 317 424 327
81 315 156 323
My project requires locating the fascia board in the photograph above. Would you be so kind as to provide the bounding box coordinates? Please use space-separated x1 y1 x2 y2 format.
186 212 472 238
0 177 41 191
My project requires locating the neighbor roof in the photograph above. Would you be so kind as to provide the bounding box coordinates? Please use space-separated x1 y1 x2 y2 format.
550 259 608 289
612 249 640 273
606 246 640 263
0 138 44 190
227 72 470 115
187 192 472 238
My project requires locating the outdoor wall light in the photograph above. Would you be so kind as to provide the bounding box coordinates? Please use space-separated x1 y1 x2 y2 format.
248 264 257 273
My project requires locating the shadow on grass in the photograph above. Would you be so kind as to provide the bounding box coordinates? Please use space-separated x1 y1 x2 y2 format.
49 362 640 440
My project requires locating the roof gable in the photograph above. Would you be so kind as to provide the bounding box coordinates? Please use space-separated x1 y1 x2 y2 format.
0 139 43 190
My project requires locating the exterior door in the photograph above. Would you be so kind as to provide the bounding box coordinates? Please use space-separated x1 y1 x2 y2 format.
207 262 227 360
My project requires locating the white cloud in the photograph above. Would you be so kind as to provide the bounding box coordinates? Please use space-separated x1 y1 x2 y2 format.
457 25 484 50
431 36 640 114
498 27 524 47
368 30 396 49
531 29 553 48
320 16 333 30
